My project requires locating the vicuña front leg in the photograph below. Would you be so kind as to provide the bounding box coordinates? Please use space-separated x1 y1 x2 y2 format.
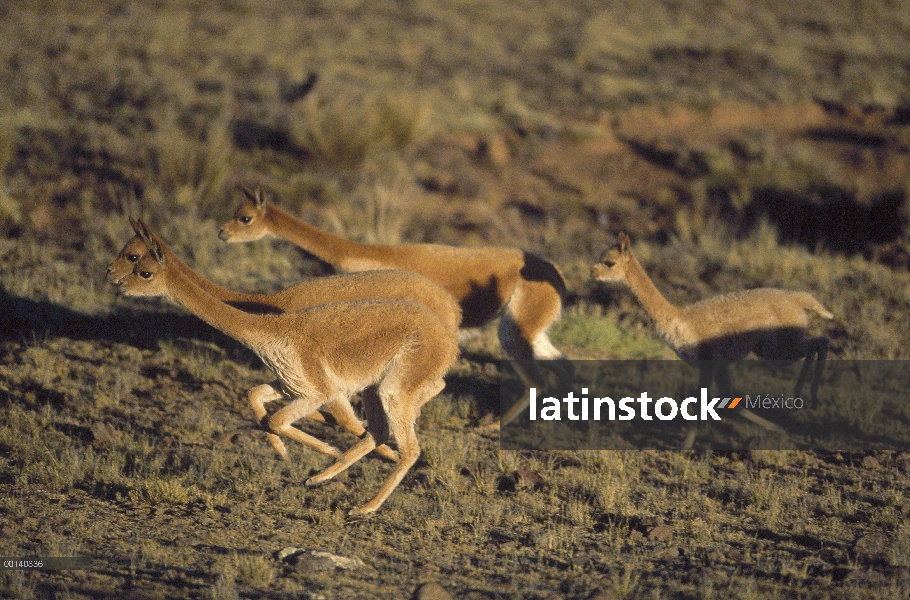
496 283 572 428
794 336 829 408
248 383 298 460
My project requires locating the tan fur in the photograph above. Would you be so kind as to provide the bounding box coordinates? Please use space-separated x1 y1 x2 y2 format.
219 184 573 425
107 220 461 463
117 220 459 514
592 233 832 445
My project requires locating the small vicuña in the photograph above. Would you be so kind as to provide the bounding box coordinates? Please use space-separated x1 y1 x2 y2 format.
118 219 459 514
219 184 573 426
592 233 832 445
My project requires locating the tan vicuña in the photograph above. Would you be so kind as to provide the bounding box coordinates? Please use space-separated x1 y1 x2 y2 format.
219 184 573 426
118 219 459 514
592 233 832 446
107 218 461 464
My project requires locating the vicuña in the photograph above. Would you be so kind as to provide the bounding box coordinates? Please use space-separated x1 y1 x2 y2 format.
107 217 461 464
118 219 459 513
219 184 573 425
592 233 832 447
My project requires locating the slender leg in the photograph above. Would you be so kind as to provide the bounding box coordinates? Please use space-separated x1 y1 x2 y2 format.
794 336 828 409
496 280 566 429
268 396 341 459
247 383 294 459
327 389 400 462
349 388 428 515
305 432 378 488
681 362 716 450
716 362 786 435
306 380 420 488
498 314 546 428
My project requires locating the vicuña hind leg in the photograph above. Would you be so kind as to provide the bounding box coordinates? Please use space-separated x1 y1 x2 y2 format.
497 282 570 427
681 363 718 450
358 386 400 462
308 377 443 513
304 386 401 490
350 383 434 515
714 362 786 435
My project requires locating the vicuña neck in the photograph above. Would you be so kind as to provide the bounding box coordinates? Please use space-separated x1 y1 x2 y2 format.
159 241 264 305
161 249 264 345
266 203 380 267
623 254 680 331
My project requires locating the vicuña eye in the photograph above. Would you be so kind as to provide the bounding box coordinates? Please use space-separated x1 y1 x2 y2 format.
127 254 139 262
139 271 152 279
239 216 252 224
603 261 615 268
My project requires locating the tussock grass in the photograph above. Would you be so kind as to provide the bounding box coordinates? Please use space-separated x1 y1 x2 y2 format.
288 85 432 172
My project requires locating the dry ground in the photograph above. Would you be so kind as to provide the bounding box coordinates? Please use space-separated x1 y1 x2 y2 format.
1 1 910 598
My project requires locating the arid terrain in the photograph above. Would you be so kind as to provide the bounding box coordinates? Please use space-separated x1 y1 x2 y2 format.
1 1 909 598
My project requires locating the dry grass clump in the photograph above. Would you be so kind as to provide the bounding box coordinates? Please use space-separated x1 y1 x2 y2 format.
286 84 433 172
144 115 235 221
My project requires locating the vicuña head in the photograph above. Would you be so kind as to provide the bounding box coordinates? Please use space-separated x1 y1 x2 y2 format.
219 184 270 243
591 232 635 286
119 234 169 297
106 224 149 284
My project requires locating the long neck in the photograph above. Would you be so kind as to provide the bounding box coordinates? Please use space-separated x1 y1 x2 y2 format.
154 236 276 308
168 246 274 307
265 203 380 267
624 254 680 331
161 251 267 348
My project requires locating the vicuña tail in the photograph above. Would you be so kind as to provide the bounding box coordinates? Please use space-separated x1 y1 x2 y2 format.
796 292 834 320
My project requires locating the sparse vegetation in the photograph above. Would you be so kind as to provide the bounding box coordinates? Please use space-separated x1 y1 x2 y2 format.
1 0 909 598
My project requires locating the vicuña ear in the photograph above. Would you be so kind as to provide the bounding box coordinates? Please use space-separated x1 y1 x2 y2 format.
129 215 141 235
240 183 257 202
136 219 166 265
618 232 631 254
240 183 268 210
253 184 267 210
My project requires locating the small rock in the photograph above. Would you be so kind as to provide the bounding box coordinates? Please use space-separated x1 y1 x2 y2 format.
861 455 880 469
276 547 300 562
414 581 454 600
218 430 244 445
276 548 365 571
